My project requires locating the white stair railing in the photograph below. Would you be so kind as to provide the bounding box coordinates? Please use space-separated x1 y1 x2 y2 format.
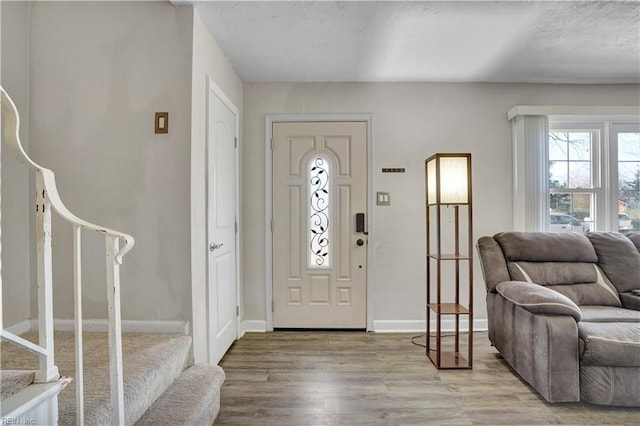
1 87 134 425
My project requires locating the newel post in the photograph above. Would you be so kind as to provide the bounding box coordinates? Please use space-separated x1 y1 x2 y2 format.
35 172 59 382
105 235 125 425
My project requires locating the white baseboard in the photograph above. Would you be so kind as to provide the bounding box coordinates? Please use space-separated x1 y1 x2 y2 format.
373 319 488 333
371 320 426 333
4 319 32 335
16 319 190 334
242 320 267 332
240 319 487 334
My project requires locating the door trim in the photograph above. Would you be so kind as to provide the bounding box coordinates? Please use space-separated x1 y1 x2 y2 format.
265 114 374 331
205 76 242 359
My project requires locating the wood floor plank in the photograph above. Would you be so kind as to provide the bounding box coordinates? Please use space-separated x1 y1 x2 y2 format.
217 331 639 425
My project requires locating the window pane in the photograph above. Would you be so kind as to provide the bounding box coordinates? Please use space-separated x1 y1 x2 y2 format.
309 156 330 268
618 132 640 232
549 192 592 233
549 161 568 188
618 132 640 161
549 134 568 161
568 134 591 161
568 161 591 188
548 131 593 189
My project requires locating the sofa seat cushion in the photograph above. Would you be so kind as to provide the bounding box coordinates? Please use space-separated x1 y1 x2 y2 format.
580 306 640 323
578 322 640 366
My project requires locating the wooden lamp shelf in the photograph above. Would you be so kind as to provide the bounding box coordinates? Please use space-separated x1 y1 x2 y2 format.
425 153 473 370
428 254 471 260
427 349 470 370
427 303 470 315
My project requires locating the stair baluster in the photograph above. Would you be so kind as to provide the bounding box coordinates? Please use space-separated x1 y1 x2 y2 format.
72 224 84 426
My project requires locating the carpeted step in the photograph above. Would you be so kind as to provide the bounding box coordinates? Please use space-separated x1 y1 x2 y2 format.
66 334 191 425
1 370 36 400
135 364 225 426
1 332 193 425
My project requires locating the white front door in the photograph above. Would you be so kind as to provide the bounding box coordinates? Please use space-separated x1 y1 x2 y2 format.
272 121 367 328
207 82 238 363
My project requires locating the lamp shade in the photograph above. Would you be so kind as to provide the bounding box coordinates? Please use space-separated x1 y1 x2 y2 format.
425 153 471 205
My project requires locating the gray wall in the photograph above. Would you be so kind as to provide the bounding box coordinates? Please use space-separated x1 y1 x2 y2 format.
1 2 243 332
4 1 639 333
28 1 194 321
1 1 31 327
242 82 640 327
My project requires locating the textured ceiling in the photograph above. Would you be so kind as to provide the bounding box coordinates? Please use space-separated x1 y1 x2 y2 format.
193 1 640 83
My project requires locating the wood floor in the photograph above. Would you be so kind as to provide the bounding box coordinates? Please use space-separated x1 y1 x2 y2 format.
217 331 639 425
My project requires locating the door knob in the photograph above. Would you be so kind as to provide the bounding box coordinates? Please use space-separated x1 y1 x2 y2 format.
210 242 224 251
356 239 364 246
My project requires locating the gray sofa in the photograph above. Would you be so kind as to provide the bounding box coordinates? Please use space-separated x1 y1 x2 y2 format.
477 231 640 406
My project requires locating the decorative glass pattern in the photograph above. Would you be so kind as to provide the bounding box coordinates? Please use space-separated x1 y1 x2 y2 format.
309 156 330 267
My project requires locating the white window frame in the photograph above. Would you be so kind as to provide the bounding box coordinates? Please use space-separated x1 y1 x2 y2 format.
610 123 640 231
509 106 640 233
547 123 604 231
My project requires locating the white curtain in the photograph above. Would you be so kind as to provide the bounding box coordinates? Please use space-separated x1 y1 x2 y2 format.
511 115 549 231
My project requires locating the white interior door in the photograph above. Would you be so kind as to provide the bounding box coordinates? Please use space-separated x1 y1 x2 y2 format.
272 121 367 328
207 82 238 363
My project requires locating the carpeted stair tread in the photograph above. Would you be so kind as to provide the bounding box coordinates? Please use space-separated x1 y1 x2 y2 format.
135 364 225 426
77 334 193 425
1 370 36 401
1 332 192 425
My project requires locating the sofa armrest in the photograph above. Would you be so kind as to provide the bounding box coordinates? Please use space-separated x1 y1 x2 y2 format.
488 293 580 402
496 281 582 321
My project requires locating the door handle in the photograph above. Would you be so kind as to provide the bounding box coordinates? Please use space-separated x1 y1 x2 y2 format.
210 242 224 251
356 239 365 246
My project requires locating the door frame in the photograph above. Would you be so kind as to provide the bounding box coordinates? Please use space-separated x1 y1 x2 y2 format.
205 76 242 359
264 114 374 331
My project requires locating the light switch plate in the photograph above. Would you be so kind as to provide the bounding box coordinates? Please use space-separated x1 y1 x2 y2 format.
155 112 169 134
377 192 390 206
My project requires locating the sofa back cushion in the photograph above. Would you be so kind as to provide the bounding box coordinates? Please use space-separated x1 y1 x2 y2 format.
628 232 640 253
587 232 640 293
494 232 598 263
494 232 621 307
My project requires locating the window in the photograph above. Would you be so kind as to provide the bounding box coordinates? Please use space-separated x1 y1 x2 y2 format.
547 121 640 234
510 107 639 233
614 127 640 232
308 156 331 267
547 128 600 232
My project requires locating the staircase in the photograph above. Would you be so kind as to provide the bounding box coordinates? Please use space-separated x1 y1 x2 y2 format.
1 86 224 424
1 332 224 425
